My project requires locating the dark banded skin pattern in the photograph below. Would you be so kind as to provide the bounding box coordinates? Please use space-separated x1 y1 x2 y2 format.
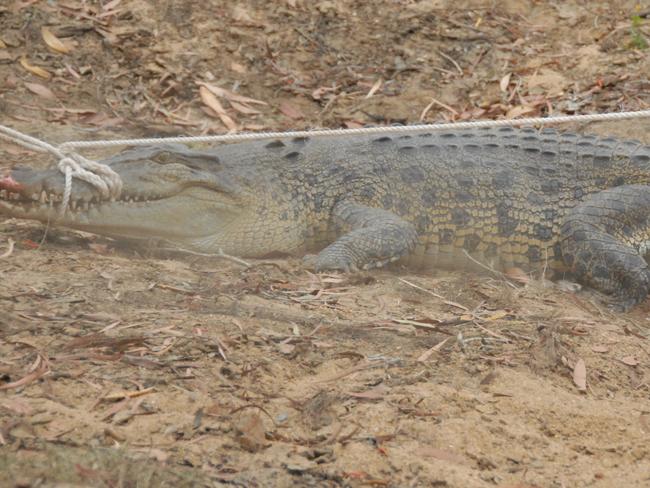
2 127 650 309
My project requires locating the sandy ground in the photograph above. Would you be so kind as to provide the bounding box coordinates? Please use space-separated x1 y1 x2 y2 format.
1 1 650 486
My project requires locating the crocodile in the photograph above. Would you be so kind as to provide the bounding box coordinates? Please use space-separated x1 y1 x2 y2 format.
2 126 650 309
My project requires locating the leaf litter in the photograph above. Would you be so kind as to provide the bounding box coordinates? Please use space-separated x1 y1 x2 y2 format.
1 1 650 487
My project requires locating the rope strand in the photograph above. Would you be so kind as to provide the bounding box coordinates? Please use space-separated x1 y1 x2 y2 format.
58 110 650 150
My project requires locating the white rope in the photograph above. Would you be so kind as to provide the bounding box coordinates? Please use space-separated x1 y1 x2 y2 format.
58 110 650 149
1 109 649 218
0 124 122 218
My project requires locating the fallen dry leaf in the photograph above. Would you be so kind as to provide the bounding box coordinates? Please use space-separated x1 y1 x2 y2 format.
230 61 247 74
573 358 587 391
199 82 268 106
311 86 337 100
417 337 451 362
41 27 72 54
199 85 238 131
365 78 382 98
591 345 609 353
230 101 263 115
0 361 49 391
24 82 57 100
416 447 469 466
344 120 364 128
20 56 51 79
499 72 512 92
277 342 295 354
279 101 305 120
619 356 639 367
102 0 123 10
234 411 269 452
504 267 530 284
0 238 14 259
505 105 535 119
485 310 509 321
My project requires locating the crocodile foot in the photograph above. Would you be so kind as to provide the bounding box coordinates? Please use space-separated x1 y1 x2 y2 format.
304 252 402 273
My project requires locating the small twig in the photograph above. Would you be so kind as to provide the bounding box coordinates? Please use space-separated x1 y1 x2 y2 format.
443 17 491 37
457 331 466 352
473 321 510 341
437 50 463 75
316 361 378 383
461 250 517 289
154 283 197 295
365 78 383 99
423 98 459 118
161 246 251 267
398 277 468 311
392 318 439 330
463 336 509 344
215 337 229 362
37 211 53 249
229 404 277 426
419 100 437 121
502 330 535 342
103 387 156 401
417 337 451 362
541 246 549 281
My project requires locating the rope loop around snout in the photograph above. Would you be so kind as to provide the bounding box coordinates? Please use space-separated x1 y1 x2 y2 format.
0 124 122 218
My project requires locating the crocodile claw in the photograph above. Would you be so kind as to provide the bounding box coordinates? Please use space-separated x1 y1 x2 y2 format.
304 253 359 273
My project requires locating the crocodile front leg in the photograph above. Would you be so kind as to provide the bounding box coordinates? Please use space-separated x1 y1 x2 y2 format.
560 184 650 310
313 200 418 272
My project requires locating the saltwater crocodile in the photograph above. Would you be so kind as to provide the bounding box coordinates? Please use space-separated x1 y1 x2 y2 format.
2 126 650 309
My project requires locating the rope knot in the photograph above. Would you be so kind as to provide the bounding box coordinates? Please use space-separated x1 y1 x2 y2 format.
55 151 122 218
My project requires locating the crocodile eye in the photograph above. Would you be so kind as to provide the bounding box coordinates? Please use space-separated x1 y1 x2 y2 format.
151 151 220 171
151 151 178 165
180 163 205 172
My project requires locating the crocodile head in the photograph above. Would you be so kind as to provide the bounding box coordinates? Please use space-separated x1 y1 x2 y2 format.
0 146 301 256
